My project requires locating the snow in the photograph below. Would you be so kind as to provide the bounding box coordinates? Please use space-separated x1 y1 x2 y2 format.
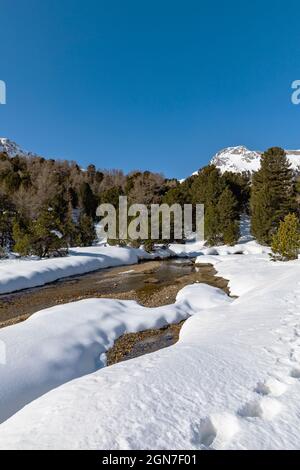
181 146 300 179
168 240 206 257
1 247 300 449
285 150 300 173
0 283 224 424
0 137 36 158
0 245 156 295
211 146 261 174
0 240 214 295
0 236 208 294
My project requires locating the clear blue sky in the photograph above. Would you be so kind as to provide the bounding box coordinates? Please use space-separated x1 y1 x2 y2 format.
1 0 300 178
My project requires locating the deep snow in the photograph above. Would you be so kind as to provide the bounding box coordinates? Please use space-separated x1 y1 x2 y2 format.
1 244 300 449
0 284 222 424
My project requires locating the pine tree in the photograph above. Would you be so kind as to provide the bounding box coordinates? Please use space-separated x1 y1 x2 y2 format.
205 203 221 245
78 214 96 246
79 182 97 218
217 187 240 245
12 219 32 256
271 213 300 261
0 194 15 249
32 208 67 257
12 208 67 257
191 165 225 206
222 171 251 213
251 147 296 244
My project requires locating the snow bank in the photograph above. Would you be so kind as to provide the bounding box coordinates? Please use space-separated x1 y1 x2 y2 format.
196 252 291 296
2 254 300 449
0 283 224 424
0 243 178 295
168 240 206 257
0 246 161 295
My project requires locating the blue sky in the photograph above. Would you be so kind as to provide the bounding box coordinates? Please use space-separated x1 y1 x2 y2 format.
0 0 300 178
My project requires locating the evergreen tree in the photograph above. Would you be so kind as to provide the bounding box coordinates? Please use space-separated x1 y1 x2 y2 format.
0 194 15 249
191 165 225 206
217 187 240 245
77 214 96 246
251 147 296 244
222 171 251 213
79 182 97 218
12 219 32 256
271 213 300 261
100 186 123 207
205 203 221 245
12 208 67 257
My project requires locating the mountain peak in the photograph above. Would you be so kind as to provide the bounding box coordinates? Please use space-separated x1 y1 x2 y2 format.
210 145 300 174
0 138 36 158
210 146 261 174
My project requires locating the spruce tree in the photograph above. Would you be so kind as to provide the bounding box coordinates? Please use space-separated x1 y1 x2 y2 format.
79 182 97 218
12 219 32 256
31 208 67 257
271 213 300 261
12 208 67 257
217 187 240 245
78 214 96 246
205 203 221 245
191 165 225 206
251 147 296 244
0 194 14 249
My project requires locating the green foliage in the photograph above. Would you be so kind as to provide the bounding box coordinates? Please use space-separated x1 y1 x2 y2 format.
79 182 97 218
189 167 240 246
251 147 296 244
12 220 32 256
12 208 68 258
191 165 225 206
205 203 221 245
217 187 239 245
271 213 300 261
162 179 193 206
77 214 96 246
0 194 15 248
143 239 155 253
222 171 250 213
223 221 240 246
100 186 123 206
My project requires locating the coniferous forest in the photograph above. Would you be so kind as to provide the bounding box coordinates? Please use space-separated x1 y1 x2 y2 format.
0 146 299 259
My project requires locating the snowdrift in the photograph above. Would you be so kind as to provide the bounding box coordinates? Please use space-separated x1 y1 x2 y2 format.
0 283 229 424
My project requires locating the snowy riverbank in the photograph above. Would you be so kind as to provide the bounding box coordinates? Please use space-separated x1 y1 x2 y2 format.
0 245 172 295
0 238 268 296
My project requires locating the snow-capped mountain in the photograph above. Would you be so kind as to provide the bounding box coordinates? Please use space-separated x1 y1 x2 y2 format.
210 146 261 174
209 146 300 175
0 138 36 158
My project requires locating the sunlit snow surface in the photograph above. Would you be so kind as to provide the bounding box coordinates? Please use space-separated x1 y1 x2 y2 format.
1 238 300 449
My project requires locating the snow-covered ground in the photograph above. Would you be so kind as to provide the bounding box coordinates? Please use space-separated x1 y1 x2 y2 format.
0 284 215 424
1 242 300 449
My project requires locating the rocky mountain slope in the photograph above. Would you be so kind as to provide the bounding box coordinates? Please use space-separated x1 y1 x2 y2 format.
0 138 36 158
210 145 300 174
